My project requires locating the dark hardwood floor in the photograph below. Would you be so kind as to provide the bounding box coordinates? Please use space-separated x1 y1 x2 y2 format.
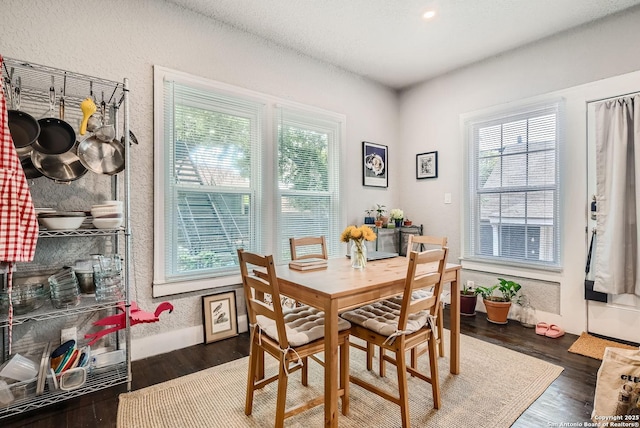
3 307 608 427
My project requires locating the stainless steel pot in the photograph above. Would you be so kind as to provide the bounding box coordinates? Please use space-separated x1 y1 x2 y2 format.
31 142 88 183
77 134 124 175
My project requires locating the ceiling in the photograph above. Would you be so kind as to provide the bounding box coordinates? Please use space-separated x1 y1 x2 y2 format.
168 0 640 90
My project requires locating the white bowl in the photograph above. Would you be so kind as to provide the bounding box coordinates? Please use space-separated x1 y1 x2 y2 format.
90 206 122 218
93 218 123 229
39 216 85 230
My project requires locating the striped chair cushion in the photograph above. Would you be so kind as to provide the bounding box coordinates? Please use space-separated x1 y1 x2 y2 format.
340 299 429 338
257 306 351 347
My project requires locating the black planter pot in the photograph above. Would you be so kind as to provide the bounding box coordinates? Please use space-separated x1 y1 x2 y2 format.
460 293 478 316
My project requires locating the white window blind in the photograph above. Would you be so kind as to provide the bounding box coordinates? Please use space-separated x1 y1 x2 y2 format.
161 79 263 282
464 101 562 268
275 107 342 262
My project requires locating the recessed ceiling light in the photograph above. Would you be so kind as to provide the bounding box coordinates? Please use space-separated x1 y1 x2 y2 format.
423 10 436 20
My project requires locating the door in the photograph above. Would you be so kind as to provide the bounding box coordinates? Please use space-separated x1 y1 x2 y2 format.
586 101 640 343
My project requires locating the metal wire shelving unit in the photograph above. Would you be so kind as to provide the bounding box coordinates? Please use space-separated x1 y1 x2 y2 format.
0 57 132 419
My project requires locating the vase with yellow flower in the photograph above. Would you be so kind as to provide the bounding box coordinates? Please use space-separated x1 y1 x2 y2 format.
341 225 376 269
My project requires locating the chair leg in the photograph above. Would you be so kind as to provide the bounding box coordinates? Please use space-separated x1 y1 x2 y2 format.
437 302 445 358
245 342 259 415
302 356 309 386
395 346 411 428
410 347 418 372
340 337 350 416
366 342 374 371
379 347 386 377
275 359 289 428
256 347 265 381
428 331 441 409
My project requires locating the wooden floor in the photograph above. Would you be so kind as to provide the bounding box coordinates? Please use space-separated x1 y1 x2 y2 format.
3 307 609 427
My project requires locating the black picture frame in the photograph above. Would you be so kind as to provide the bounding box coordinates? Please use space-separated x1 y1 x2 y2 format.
202 291 238 344
416 151 438 179
363 141 388 187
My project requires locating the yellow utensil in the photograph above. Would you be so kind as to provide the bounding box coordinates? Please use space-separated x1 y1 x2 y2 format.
79 97 97 135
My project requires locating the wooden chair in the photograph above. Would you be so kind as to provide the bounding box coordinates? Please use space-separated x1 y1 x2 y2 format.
237 249 351 427
289 236 328 261
406 235 447 358
341 247 449 427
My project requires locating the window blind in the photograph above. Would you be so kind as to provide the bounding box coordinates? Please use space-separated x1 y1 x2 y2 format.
163 79 263 280
275 107 342 262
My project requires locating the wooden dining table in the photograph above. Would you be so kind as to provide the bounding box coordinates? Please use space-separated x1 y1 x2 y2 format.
270 256 462 427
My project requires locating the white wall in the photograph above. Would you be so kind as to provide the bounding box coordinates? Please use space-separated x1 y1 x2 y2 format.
0 0 399 358
399 7 640 334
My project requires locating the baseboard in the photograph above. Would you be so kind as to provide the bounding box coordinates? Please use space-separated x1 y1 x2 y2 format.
131 314 248 361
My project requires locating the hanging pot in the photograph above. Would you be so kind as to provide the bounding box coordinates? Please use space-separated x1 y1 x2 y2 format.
77 134 124 175
6 76 40 149
15 146 43 179
32 78 76 155
30 141 87 183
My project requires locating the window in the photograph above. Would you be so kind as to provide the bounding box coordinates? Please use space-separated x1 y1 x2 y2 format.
153 67 344 296
463 101 562 269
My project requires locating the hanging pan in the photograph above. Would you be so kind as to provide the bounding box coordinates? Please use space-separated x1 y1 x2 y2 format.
31 141 87 183
6 75 40 149
32 76 76 155
15 145 43 179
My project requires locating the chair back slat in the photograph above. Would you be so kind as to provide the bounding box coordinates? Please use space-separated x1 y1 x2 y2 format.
237 249 290 349
289 236 328 260
406 235 447 255
397 247 449 330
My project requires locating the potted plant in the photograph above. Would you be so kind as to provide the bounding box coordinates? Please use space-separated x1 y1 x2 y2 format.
364 209 375 225
374 204 386 227
460 282 479 316
475 278 522 324
389 208 404 227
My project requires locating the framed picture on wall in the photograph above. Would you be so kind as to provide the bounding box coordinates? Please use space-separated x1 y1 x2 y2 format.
416 151 438 179
363 141 388 187
202 291 238 344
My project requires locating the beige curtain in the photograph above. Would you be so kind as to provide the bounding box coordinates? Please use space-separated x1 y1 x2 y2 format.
594 94 640 296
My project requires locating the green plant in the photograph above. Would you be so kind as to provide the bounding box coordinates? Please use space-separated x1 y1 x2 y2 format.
375 204 386 219
364 209 375 217
476 278 522 302
461 282 478 296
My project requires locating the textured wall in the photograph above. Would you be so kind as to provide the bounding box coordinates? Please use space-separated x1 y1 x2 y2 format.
0 0 398 355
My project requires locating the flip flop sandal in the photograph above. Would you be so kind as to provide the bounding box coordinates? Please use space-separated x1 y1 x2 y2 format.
535 322 550 335
545 324 565 338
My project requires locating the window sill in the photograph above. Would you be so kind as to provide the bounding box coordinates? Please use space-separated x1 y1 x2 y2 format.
153 274 242 298
460 258 562 282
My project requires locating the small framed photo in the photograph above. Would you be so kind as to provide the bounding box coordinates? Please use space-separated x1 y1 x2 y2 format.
363 141 388 187
416 151 438 179
202 291 238 344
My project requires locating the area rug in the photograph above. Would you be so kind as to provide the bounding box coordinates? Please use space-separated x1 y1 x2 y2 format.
568 332 638 360
118 331 563 428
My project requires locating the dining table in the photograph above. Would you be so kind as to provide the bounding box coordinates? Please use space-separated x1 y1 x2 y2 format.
267 256 462 427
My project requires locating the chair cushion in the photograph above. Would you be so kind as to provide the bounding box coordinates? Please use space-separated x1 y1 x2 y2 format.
340 299 429 338
257 306 351 347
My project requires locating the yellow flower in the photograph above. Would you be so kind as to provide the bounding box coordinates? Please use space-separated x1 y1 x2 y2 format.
340 225 376 243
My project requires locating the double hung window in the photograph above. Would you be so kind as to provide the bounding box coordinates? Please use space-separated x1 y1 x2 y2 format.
464 101 562 269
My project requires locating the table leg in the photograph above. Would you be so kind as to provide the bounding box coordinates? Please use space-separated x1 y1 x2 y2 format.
324 299 339 427
449 269 461 374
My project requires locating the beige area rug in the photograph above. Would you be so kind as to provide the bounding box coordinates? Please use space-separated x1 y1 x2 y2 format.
118 331 563 428
568 332 638 360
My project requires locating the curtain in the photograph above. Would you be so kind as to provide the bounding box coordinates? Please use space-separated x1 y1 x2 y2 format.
594 94 640 296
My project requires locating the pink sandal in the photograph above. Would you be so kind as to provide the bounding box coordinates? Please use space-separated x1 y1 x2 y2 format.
545 324 565 338
535 322 549 336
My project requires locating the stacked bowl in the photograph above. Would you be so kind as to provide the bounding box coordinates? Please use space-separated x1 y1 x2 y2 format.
91 201 123 229
92 255 124 302
0 283 47 315
48 267 80 309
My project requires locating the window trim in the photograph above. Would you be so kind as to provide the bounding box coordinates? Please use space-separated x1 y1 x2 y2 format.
461 98 564 271
152 66 346 297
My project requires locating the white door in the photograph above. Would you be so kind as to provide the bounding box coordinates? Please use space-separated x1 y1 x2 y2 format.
586 101 640 343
